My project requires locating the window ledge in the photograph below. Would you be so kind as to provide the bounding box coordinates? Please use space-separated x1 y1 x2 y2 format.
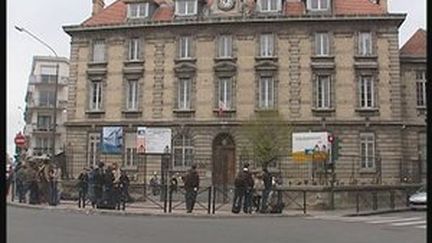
255 108 278 113
173 109 195 113
354 55 378 60
88 61 108 66
359 168 376 174
174 58 197 63
311 55 335 60
312 108 335 112
255 56 278 61
123 60 145 65
416 106 426 110
213 109 236 113
122 110 142 114
355 108 379 112
214 57 237 62
85 110 105 114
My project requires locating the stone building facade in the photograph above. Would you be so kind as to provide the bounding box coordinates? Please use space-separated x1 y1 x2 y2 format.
399 29 427 184
63 0 424 186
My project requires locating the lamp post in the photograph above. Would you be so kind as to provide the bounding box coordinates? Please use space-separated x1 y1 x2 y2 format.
15 25 60 166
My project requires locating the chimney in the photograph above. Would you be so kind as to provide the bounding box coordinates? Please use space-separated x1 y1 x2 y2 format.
379 0 387 12
92 0 105 16
375 0 387 12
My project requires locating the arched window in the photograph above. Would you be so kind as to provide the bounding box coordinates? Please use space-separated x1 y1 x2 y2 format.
173 134 193 168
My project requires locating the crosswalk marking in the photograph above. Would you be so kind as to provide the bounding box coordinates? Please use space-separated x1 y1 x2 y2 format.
368 217 422 224
415 225 427 229
391 220 426 226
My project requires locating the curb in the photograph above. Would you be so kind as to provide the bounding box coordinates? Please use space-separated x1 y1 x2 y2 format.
7 202 309 219
343 208 411 217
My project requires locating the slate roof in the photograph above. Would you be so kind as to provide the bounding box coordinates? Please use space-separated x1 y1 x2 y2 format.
400 28 427 57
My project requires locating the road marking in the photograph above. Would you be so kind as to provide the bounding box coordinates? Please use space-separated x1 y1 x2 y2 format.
368 217 422 224
415 225 426 229
338 216 398 222
391 220 426 226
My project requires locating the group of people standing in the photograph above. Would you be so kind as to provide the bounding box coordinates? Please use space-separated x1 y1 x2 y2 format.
232 163 284 214
12 159 62 206
77 162 130 210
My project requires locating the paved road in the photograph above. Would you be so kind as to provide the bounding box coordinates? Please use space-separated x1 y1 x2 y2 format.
7 207 425 243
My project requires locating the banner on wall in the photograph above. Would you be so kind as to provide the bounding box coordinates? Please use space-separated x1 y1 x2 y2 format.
101 126 123 154
137 127 171 154
292 132 330 162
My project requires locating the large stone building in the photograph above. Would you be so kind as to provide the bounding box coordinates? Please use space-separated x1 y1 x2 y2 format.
23 56 69 158
63 0 425 186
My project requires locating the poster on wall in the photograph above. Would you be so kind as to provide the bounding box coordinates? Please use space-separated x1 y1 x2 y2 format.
136 127 146 154
292 132 330 162
137 127 171 154
101 126 123 154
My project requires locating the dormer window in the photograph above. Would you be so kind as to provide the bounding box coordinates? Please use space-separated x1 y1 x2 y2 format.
175 0 198 16
257 0 282 12
127 3 149 18
307 0 329 11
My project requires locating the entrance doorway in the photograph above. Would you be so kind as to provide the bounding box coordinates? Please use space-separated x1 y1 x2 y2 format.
212 133 236 188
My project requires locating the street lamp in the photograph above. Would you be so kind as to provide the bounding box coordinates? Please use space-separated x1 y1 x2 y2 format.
15 25 60 165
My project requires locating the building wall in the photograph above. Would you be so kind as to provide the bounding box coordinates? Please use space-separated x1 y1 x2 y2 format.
64 20 421 185
400 59 427 183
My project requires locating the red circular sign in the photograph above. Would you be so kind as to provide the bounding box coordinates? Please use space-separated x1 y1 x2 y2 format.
15 133 26 146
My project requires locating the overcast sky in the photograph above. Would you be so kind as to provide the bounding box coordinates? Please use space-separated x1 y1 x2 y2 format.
6 0 426 157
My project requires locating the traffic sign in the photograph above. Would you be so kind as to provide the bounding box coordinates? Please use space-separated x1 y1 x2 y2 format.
14 132 26 147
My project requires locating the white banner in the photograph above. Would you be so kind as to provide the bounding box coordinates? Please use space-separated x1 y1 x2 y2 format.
137 127 171 154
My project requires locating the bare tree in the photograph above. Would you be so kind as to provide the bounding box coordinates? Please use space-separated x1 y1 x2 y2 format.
241 111 292 170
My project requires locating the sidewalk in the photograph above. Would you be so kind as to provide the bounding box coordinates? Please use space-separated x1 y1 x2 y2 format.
7 194 410 218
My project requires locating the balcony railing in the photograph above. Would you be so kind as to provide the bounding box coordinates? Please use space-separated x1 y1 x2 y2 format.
29 75 68 85
27 99 67 109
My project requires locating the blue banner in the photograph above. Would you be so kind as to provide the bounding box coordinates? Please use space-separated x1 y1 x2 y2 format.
102 127 123 154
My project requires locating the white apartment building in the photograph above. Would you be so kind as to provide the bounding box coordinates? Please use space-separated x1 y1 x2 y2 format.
23 56 69 158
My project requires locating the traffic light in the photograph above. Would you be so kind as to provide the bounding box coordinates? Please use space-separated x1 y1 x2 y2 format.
331 137 342 162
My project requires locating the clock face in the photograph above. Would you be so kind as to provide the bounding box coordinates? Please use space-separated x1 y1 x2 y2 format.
217 0 235 11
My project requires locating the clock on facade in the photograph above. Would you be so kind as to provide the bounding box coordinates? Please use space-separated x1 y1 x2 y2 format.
217 0 235 11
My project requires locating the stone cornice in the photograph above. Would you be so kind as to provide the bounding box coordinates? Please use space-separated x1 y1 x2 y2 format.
399 56 426 64
63 14 407 35
64 119 418 127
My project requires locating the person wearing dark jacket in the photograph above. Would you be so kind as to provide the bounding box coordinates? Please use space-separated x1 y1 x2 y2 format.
94 162 105 208
15 164 28 203
232 163 254 214
77 168 89 208
183 164 200 213
242 164 254 213
101 166 115 209
117 170 130 210
260 168 272 213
